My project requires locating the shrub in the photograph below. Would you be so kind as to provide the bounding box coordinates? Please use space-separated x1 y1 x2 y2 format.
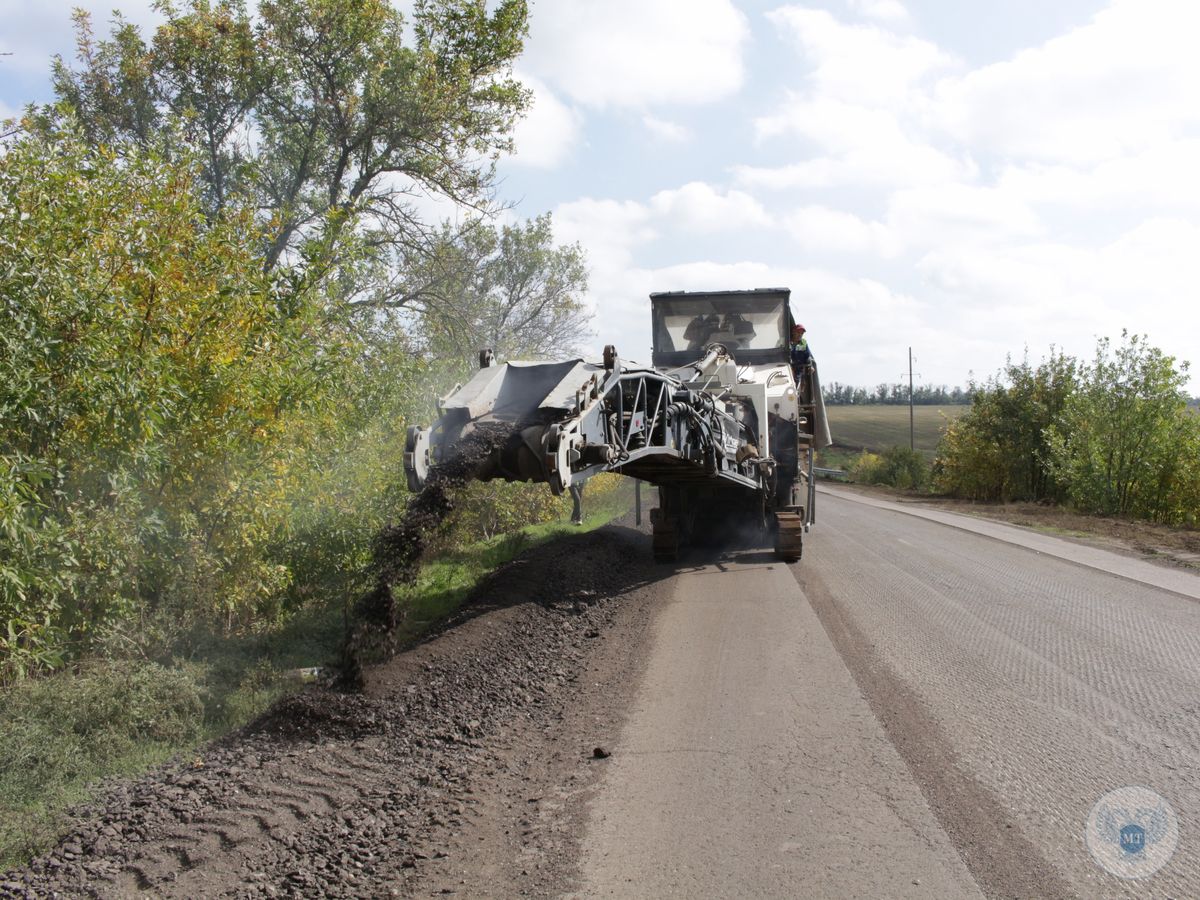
933 351 1076 502
1046 334 1197 523
0 120 424 677
851 446 929 490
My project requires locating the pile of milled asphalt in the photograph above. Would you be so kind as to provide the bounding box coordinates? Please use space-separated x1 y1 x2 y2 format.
1 524 658 899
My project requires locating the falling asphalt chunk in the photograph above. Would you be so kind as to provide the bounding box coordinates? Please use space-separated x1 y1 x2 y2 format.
338 423 514 688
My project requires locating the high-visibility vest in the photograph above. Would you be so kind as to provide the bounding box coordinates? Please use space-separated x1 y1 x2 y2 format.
791 338 811 370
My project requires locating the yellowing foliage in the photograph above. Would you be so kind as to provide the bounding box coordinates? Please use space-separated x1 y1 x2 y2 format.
0 123 395 676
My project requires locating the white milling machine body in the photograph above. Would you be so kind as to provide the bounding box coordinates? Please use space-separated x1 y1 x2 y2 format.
404 288 831 560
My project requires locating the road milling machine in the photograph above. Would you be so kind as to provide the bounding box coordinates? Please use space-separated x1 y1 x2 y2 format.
404 288 831 561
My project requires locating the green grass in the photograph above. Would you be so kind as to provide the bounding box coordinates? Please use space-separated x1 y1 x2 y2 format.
813 445 860 474
0 661 210 867
0 605 355 869
825 404 969 455
394 478 634 641
0 478 633 870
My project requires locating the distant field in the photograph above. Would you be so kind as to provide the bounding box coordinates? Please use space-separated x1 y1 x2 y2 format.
824 404 970 455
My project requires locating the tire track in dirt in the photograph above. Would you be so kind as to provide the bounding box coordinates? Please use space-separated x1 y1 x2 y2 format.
1 524 669 899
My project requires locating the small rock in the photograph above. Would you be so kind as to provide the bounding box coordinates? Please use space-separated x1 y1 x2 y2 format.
592 747 611 759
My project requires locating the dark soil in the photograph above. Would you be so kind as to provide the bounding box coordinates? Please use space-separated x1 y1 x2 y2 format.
0 524 665 899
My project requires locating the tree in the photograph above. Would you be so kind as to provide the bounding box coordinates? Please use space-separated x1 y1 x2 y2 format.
935 351 1077 502
823 381 970 405
0 116 414 675
392 214 591 373
1046 333 1193 520
51 0 530 279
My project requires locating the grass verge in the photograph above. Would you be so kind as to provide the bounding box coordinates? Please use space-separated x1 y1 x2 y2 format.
395 477 634 642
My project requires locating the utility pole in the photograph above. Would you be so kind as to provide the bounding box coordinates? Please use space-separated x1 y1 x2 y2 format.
909 346 915 451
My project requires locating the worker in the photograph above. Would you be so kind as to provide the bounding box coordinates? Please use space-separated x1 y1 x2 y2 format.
684 313 721 350
790 323 811 382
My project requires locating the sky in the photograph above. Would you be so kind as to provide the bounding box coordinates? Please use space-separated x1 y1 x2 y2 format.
3 0 1199 391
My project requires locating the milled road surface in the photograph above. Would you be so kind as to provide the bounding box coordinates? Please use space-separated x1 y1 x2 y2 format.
572 551 980 898
568 488 1200 898
793 488 1200 898
567 488 1200 898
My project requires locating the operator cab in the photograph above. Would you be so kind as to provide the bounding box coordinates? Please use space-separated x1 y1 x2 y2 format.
650 288 792 368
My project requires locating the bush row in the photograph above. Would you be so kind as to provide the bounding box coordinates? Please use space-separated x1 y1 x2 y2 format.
934 336 1200 525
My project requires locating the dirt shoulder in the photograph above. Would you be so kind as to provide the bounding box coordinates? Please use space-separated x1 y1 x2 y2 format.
823 481 1200 572
1 522 669 899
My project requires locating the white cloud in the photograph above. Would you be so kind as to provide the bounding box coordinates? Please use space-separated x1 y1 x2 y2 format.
886 182 1044 249
733 1 1200 389
1094 219 1200 317
508 73 581 169
933 0 1200 165
997 140 1200 217
649 182 772 233
784 206 899 257
540 197 660 359
642 115 691 143
554 181 773 272
750 9 969 189
0 1 162 77
551 182 935 375
553 198 657 271
844 0 910 24
912 217 1200 374
522 0 749 109
555 4 1200 390
768 7 955 106
553 185 777 361
741 100 972 188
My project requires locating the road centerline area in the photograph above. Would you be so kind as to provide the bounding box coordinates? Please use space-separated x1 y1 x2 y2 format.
570 550 981 898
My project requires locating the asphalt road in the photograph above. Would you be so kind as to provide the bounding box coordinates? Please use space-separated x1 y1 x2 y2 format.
570 488 1200 898
15 491 1198 898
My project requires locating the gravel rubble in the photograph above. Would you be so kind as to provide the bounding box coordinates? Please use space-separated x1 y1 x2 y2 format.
1 524 661 899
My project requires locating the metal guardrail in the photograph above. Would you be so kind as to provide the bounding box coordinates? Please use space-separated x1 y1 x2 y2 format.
813 466 848 480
